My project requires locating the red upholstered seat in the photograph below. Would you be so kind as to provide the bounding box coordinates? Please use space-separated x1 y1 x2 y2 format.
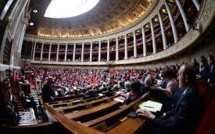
197 80 211 109
195 80 215 134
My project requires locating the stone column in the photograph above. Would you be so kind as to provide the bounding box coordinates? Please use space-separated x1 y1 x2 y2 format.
124 35 128 60
90 42 93 62
1 0 18 20
133 32 137 57
40 43 44 61
165 0 178 43
17 24 27 53
64 44 68 62
56 44 59 61
175 0 189 31
73 44 76 62
192 0 200 11
158 12 167 50
9 0 29 37
48 44 52 61
107 40 110 61
32 42 36 60
115 38 119 60
81 43 84 62
150 20 157 54
98 41 101 62
142 27 147 56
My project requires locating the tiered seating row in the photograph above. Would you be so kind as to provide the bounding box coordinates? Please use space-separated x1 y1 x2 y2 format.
43 92 148 133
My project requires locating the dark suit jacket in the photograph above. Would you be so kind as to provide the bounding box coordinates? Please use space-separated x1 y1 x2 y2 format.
150 84 203 134
200 66 210 81
42 83 55 102
209 64 215 84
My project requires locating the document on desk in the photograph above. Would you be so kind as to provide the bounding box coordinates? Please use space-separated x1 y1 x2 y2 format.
98 93 104 96
139 100 163 112
73 99 81 103
113 96 125 103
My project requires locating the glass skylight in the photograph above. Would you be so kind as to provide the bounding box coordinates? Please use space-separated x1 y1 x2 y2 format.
44 0 100 18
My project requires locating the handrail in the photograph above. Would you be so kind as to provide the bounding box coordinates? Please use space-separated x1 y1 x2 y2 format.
43 102 105 134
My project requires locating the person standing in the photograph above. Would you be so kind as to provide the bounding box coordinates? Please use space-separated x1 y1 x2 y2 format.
42 78 55 102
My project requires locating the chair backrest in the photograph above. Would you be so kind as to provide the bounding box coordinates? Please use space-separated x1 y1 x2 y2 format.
195 80 215 134
196 80 211 109
19 83 31 97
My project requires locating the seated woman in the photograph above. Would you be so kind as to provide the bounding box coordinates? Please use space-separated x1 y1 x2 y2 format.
158 68 178 96
151 68 178 99
150 68 179 111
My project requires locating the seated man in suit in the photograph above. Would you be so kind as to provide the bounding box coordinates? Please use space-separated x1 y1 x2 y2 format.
136 63 203 134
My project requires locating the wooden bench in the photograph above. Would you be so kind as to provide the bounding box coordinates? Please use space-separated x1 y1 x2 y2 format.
106 117 146 134
54 93 84 101
55 96 114 113
50 95 105 108
42 92 148 134
43 102 104 134
48 98 83 108
83 93 148 127
64 100 121 120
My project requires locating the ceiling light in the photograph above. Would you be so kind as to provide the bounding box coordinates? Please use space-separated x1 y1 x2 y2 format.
33 9 38 13
29 22 34 26
162 9 167 14
145 24 150 29
44 0 100 18
154 18 158 22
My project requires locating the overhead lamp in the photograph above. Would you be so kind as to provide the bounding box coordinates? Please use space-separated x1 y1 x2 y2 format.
29 22 34 26
154 17 158 22
162 9 167 14
33 9 38 13
145 24 150 29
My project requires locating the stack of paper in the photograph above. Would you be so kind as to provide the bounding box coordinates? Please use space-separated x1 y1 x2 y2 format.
72 99 81 103
113 96 125 103
98 93 104 96
139 100 163 112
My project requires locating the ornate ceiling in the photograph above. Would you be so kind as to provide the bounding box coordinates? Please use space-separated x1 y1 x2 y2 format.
26 0 156 39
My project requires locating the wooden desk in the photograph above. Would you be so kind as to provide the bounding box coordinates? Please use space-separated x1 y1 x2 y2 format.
107 117 146 134
54 92 84 101
83 93 148 127
56 96 114 113
50 99 83 108
64 100 121 119
51 95 104 108
43 102 104 134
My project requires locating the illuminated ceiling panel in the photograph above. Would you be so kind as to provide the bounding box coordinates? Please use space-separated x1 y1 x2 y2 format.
44 0 100 18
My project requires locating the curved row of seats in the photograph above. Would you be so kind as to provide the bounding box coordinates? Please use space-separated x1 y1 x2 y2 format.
1 79 214 134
